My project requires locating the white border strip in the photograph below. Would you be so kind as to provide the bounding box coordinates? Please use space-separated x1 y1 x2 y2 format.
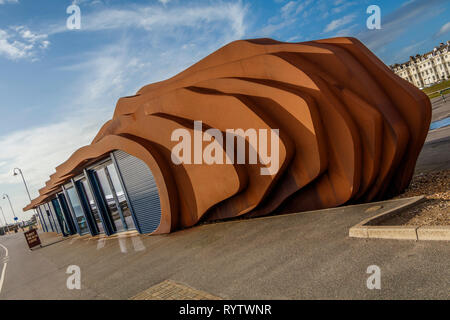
0 243 8 295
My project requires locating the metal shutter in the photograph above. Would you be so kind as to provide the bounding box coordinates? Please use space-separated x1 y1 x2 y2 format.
113 150 162 234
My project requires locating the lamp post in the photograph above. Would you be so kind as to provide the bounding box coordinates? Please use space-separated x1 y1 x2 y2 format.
0 206 7 227
2 194 17 225
13 168 32 201
13 168 42 229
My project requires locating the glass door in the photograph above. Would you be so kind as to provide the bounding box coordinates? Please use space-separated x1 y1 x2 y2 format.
66 186 90 235
95 165 125 233
51 198 70 236
57 193 77 235
106 163 136 231
77 178 105 234
47 202 62 234
41 204 54 232
91 160 135 233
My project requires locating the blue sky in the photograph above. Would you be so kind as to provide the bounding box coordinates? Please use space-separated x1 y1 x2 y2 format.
0 0 449 223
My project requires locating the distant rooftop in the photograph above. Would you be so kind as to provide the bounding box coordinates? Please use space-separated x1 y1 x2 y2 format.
390 40 450 68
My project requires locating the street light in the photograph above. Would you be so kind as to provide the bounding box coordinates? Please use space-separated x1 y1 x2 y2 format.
13 167 43 229
13 168 32 200
2 194 17 224
0 206 7 227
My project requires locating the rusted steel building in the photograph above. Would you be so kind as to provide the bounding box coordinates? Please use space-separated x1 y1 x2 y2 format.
24 37 431 238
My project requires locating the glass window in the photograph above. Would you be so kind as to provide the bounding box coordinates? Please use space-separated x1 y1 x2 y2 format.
41 204 54 232
66 186 89 234
96 167 125 232
107 163 136 230
51 199 70 235
47 203 62 234
80 179 104 234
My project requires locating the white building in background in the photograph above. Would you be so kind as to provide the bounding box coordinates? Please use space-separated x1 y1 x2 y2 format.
390 41 450 89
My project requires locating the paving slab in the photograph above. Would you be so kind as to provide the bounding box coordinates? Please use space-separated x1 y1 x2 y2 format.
417 226 450 241
367 227 418 240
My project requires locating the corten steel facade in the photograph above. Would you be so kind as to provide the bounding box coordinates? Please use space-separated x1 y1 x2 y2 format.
25 37 431 237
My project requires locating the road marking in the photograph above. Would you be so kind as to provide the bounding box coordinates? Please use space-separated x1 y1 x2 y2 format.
0 243 8 295
0 243 8 257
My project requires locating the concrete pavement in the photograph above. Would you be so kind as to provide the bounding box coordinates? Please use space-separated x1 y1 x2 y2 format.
0 197 448 300
430 93 450 122
414 94 450 173
415 126 450 173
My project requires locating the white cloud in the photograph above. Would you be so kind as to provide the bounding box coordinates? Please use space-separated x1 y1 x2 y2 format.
332 1 357 14
279 0 311 19
0 1 249 219
286 35 303 42
0 26 49 60
436 21 450 37
332 23 359 37
0 0 19 4
48 2 247 40
259 0 312 37
324 14 356 33
401 0 416 7
281 1 297 19
391 40 427 63
260 19 294 37
71 0 102 5
0 29 30 59
0 45 126 174
359 0 445 53
0 43 133 219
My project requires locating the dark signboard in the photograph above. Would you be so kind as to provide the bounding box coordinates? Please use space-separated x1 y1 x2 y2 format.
24 229 41 249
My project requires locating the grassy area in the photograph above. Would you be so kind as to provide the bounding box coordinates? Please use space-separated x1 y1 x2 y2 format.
427 87 450 99
422 79 450 98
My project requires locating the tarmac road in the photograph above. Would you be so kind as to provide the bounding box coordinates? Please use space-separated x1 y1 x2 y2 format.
430 93 450 122
0 197 448 300
414 94 450 173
